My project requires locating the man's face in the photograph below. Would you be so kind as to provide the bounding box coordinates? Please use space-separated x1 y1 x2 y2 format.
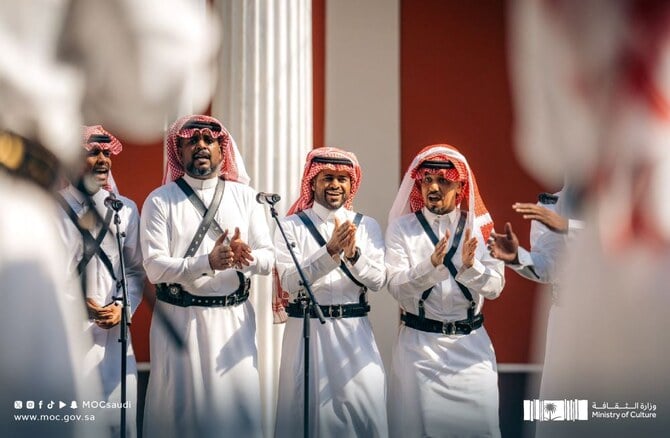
85 147 112 189
311 169 352 210
420 172 463 215
178 131 222 179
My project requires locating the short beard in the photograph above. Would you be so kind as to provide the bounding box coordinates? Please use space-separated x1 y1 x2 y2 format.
317 193 347 210
187 163 216 178
427 204 451 215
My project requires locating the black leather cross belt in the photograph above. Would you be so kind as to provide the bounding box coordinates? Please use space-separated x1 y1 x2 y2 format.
401 311 484 335
155 278 250 308
286 301 370 319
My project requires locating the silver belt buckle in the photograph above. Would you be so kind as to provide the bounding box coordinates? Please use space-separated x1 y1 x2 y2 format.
329 305 343 319
442 321 456 335
168 284 181 297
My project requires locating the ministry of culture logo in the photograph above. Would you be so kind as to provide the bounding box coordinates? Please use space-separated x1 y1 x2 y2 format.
524 399 658 422
523 399 589 421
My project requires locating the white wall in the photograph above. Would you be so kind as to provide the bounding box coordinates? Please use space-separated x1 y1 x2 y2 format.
325 0 400 370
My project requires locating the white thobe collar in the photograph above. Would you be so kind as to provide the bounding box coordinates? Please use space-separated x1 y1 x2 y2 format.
65 183 108 207
312 202 347 224
421 206 459 229
183 174 220 190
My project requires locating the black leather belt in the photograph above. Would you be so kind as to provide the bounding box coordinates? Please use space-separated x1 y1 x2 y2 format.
401 311 484 335
156 278 250 308
286 301 370 318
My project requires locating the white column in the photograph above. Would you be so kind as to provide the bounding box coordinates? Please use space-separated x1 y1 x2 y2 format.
325 0 400 371
212 1 313 436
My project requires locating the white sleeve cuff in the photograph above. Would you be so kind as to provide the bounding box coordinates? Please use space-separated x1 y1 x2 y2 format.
187 254 215 279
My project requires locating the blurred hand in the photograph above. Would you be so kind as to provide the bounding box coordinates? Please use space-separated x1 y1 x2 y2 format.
87 298 121 329
513 203 568 233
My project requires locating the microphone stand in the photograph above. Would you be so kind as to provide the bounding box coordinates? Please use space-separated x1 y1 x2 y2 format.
108 196 131 438
266 200 325 438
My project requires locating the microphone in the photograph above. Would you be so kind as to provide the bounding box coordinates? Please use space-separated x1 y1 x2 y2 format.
256 191 281 205
104 193 124 211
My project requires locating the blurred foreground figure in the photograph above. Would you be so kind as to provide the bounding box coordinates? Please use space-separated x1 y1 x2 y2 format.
511 0 670 436
56 126 145 438
0 1 218 437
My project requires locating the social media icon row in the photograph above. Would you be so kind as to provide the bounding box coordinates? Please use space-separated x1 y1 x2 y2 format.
14 400 77 409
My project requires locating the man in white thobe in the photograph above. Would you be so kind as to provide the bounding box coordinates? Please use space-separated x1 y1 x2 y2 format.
273 147 388 438
56 125 144 438
385 144 505 438
140 115 273 438
487 190 583 395
511 2 670 435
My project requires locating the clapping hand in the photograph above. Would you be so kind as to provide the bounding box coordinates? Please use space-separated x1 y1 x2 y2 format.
326 218 356 257
230 227 254 268
208 230 234 270
461 228 477 269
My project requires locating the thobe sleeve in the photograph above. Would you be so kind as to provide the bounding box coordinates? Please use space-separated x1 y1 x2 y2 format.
239 200 274 276
455 227 505 300
274 217 340 295
343 216 387 291
123 201 145 314
509 246 545 283
385 219 451 302
509 225 569 284
140 193 213 284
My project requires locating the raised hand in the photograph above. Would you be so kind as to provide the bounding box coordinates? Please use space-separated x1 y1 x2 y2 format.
208 230 235 270
461 228 477 269
513 202 568 233
343 222 358 259
229 227 254 268
326 218 356 257
487 222 520 264
430 229 451 267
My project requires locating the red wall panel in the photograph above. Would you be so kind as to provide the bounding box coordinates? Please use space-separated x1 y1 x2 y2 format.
313 0 325 148
112 139 163 362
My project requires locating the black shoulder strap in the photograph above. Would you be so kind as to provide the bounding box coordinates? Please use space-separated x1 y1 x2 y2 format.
176 177 225 257
296 211 367 290
56 194 117 282
415 210 475 319
415 210 439 245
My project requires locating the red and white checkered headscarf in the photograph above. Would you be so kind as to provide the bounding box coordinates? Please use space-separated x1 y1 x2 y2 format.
285 147 362 215
83 125 122 192
272 147 362 323
162 114 250 185
389 144 494 241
